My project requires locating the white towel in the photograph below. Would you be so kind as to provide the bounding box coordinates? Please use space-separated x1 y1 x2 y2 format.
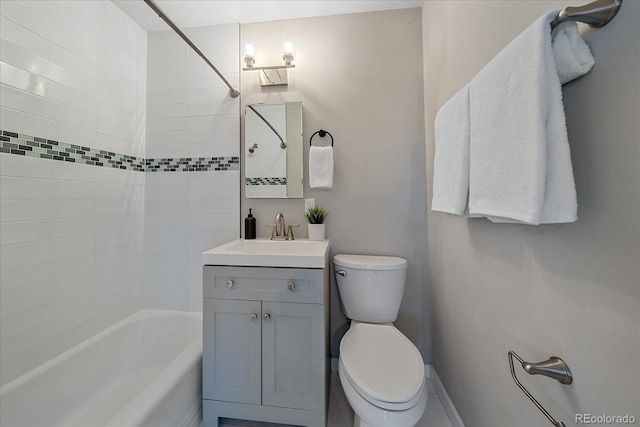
468 10 578 225
432 84 470 215
309 146 334 189
552 21 595 85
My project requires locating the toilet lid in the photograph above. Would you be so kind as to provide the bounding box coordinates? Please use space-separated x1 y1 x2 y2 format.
333 254 407 271
340 322 424 409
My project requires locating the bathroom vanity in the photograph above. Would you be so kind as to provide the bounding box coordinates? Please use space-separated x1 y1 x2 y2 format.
202 239 330 427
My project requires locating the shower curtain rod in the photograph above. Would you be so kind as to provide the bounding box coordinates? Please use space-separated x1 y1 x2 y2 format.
550 0 622 29
143 0 240 98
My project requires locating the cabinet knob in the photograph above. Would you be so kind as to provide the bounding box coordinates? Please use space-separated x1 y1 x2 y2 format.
287 282 295 291
263 313 271 322
250 313 257 321
226 280 234 288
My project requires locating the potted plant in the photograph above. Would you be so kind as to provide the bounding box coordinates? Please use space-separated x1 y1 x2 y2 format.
305 206 328 241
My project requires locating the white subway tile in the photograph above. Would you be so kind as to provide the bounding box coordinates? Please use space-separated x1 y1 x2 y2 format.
145 226 190 242
145 182 190 200
0 269 93 318
97 100 144 143
188 100 238 117
94 212 144 234
144 238 188 255
0 15 96 81
0 106 97 148
0 280 93 339
188 114 239 131
0 251 94 293
1 176 95 200
146 130 189 148
94 133 144 158
0 62 97 115
0 233 94 270
94 286 142 333
1 38 96 96
1 0 97 64
146 89 189 105
95 226 144 250
147 30 187 66
147 117 189 132
94 256 143 293
188 170 239 185
0 199 95 222
94 199 144 217
0 302 94 361
0 217 95 246
0 319 94 386
147 102 189 119
1 84 96 132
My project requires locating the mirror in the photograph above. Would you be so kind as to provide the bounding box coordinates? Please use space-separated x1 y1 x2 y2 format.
245 102 303 198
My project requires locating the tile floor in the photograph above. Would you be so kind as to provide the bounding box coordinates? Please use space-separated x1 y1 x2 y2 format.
218 375 455 427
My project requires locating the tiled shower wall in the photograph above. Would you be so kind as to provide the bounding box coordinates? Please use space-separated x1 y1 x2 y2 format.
0 2 239 385
144 25 240 311
0 0 147 385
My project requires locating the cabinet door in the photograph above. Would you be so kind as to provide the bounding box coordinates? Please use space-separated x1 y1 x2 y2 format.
203 299 262 404
261 302 325 411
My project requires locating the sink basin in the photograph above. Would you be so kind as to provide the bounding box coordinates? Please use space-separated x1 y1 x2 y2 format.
202 238 330 268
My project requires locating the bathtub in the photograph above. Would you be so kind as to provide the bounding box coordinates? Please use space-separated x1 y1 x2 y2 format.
0 310 203 427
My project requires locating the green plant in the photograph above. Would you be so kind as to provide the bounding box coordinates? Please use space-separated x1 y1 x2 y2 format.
304 206 328 224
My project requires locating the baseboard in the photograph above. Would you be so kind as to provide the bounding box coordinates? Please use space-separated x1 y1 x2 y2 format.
429 367 466 427
331 356 339 372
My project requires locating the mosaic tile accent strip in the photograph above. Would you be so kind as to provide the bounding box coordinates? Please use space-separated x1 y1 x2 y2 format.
245 177 287 186
0 130 239 173
146 156 239 172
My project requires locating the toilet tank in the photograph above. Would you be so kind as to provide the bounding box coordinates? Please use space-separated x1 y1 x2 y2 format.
333 254 408 323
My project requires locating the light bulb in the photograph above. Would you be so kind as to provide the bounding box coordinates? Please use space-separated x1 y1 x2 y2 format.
244 44 255 68
282 41 294 66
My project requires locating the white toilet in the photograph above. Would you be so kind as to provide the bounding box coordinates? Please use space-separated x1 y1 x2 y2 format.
334 254 428 427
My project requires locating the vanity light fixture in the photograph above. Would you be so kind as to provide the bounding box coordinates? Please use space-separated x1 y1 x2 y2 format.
242 41 295 87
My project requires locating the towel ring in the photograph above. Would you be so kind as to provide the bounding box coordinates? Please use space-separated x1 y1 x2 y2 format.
310 129 334 147
508 351 573 427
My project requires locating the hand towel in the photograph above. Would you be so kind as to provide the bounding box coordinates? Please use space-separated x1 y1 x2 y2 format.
552 21 595 85
309 145 334 189
468 10 578 225
432 84 470 215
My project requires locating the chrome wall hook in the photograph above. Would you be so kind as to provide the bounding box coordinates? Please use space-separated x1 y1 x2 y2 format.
508 351 573 427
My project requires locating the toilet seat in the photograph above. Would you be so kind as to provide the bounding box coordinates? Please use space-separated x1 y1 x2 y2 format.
340 322 424 410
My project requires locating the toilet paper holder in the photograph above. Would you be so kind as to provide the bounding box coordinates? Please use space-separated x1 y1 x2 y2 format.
508 351 573 427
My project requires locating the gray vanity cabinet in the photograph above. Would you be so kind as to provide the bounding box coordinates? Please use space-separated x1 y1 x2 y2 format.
203 265 329 427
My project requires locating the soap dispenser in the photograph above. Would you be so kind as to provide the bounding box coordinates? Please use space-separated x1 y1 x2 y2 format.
245 209 256 239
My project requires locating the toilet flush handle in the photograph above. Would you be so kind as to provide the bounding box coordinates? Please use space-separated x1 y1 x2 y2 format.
336 270 347 277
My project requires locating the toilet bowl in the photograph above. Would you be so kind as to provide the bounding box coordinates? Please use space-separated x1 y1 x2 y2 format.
334 254 428 427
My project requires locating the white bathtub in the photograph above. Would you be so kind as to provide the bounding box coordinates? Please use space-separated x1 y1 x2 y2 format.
0 310 203 427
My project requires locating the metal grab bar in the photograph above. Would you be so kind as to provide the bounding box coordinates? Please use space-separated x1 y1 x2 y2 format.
551 0 623 29
143 0 240 98
508 351 573 427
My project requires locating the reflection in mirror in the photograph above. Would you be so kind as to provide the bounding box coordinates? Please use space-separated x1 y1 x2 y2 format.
245 102 303 198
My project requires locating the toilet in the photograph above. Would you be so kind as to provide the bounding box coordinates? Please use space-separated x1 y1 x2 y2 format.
334 254 428 427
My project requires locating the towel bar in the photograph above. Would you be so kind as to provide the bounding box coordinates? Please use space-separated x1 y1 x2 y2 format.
551 0 622 29
508 351 573 427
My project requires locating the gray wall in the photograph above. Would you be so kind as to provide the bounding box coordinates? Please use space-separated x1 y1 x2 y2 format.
422 1 639 426
240 8 429 359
